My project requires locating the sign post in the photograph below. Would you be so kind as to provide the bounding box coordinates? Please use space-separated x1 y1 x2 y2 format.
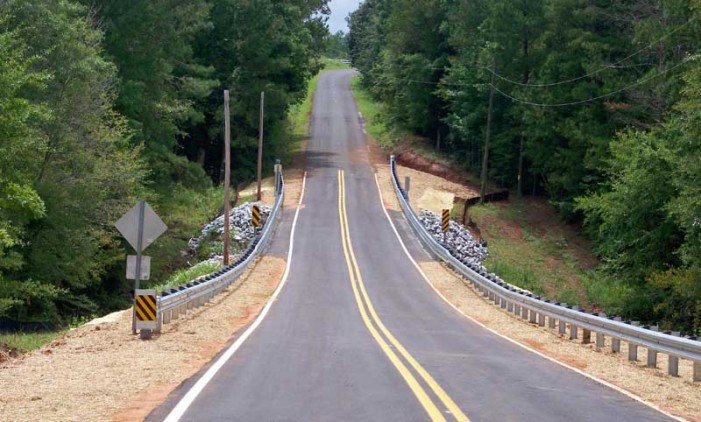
116 201 167 337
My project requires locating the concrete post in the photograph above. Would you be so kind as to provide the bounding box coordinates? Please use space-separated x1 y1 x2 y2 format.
596 332 604 350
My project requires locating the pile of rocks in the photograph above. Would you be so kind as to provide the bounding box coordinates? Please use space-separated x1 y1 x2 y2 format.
188 202 271 253
418 210 488 266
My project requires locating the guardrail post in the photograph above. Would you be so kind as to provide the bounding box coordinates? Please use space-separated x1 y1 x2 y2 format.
647 326 658 368
582 328 591 344
500 299 507 309
529 310 537 324
669 331 681 377
538 313 545 327
558 320 566 335
596 332 604 350
521 307 528 320
570 324 578 340
694 361 701 382
612 317 622 353
507 302 513 312
514 304 521 316
548 316 556 329
628 322 640 362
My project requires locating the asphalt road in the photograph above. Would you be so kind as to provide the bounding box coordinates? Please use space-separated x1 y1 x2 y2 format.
149 70 675 422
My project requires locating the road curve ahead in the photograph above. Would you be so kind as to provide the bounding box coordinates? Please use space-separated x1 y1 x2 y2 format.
149 70 675 422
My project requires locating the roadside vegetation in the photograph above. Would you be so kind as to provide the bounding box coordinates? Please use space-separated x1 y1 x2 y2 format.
348 0 701 334
0 0 335 346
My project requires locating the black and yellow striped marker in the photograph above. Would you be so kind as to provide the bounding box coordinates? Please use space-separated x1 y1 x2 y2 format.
252 205 261 228
441 209 450 233
135 292 157 321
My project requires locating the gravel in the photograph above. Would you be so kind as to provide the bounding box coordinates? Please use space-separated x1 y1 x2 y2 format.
188 202 271 254
418 210 488 265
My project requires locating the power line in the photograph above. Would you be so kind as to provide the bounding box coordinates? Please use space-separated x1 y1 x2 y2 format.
484 18 696 88
490 56 693 107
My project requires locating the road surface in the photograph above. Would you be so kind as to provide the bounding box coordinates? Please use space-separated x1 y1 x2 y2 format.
148 70 674 422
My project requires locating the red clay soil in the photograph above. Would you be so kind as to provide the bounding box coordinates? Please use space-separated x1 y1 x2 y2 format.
395 151 476 188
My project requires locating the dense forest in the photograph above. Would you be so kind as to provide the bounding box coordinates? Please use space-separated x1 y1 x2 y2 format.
0 0 330 326
349 0 701 332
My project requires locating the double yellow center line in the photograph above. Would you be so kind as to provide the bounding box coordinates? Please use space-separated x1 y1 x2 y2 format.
337 169 469 422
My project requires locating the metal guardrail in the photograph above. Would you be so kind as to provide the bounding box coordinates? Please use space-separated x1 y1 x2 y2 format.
389 155 701 381
155 171 285 329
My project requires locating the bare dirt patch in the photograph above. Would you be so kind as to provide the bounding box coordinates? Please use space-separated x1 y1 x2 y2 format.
0 255 285 422
418 260 701 421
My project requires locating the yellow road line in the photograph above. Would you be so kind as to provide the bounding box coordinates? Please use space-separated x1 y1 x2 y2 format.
338 170 446 422
338 170 470 422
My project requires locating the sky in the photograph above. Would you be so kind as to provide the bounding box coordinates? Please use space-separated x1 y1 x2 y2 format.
328 0 362 34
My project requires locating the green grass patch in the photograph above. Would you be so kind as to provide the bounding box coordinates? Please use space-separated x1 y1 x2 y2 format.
320 57 351 71
467 201 591 307
350 75 396 148
0 330 66 353
150 260 222 292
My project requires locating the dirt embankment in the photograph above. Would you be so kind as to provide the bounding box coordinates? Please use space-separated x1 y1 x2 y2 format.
395 150 477 190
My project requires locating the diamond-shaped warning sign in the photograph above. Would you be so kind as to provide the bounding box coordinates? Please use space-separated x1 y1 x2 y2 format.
115 202 167 252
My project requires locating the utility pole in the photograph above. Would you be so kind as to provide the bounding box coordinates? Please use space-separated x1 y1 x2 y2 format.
517 132 524 198
257 91 265 201
480 62 495 203
223 90 231 265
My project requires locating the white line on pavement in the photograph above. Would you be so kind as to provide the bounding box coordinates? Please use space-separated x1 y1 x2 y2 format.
164 172 308 422
372 173 686 422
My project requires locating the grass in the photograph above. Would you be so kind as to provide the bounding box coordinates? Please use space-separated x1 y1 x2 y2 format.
0 330 66 353
466 200 594 307
150 260 222 292
320 57 352 71
350 75 396 148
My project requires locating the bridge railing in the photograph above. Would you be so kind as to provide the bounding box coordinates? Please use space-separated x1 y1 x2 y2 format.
389 155 701 382
155 169 285 330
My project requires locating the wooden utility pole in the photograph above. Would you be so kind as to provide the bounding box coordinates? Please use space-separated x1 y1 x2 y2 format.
257 91 265 201
223 90 231 265
517 133 524 198
480 63 495 203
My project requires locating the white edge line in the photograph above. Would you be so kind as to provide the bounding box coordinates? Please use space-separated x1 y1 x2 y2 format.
372 173 687 422
164 171 308 422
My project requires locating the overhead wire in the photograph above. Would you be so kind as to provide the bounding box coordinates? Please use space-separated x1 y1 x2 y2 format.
483 18 696 88
488 56 694 107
